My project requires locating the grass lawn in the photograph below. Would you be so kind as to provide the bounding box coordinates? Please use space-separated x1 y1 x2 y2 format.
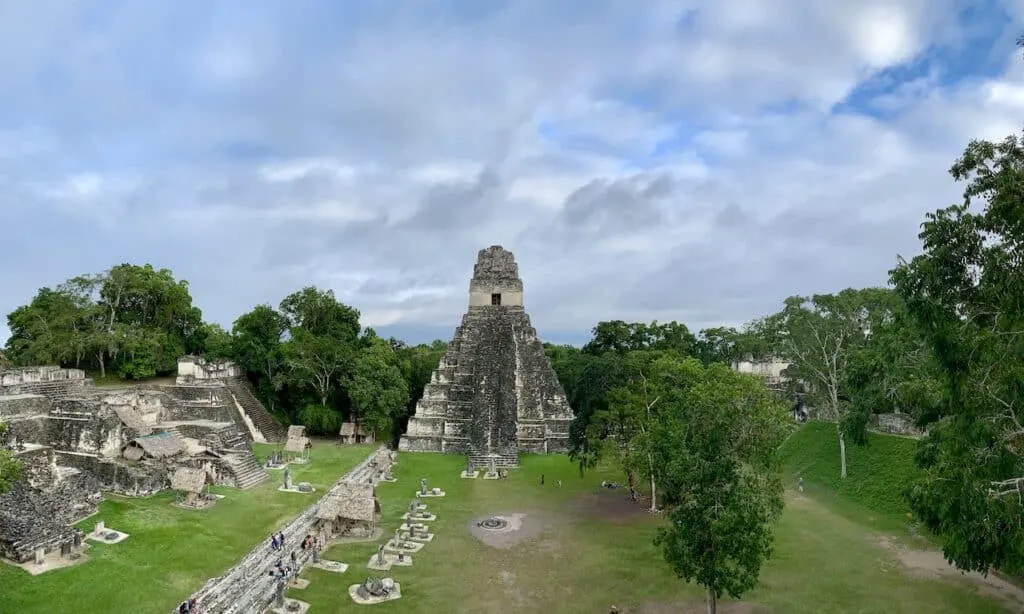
0 440 374 614
297 452 1011 614
778 420 922 519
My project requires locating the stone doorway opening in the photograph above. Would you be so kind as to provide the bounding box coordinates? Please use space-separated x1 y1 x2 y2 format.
491 293 502 305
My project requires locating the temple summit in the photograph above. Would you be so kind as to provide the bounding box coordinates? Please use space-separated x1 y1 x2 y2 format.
398 246 573 465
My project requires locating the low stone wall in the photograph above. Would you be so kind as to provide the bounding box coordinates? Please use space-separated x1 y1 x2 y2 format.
178 446 387 613
872 413 924 437
176 357 242 383
0 394 51 419
54 452 167 496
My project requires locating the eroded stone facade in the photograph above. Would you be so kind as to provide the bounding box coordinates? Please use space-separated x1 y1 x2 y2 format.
0 360 284 564
399 246 573 457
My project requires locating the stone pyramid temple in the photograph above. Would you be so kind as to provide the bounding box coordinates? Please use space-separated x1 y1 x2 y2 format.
399 246 573 462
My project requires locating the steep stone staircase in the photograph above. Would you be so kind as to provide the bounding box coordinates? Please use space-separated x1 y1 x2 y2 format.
223 451 268 490
213 425 249 451
224 378 286 443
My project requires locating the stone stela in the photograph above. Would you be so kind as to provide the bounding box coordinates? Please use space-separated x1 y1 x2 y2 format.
399 246 573 463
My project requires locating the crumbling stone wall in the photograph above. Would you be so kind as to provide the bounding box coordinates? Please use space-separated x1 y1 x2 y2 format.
0 366 91 398
0 395 51 444
0 447 98 563
873 413 925 437
176 356 242 384
48 399 125 457
54 452 168 496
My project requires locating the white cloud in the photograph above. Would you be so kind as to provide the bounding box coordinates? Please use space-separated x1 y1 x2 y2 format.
0 1 1020 347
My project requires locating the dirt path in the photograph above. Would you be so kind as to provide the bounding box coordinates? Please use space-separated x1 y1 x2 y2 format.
789 492 1024 612
874 535 1024 611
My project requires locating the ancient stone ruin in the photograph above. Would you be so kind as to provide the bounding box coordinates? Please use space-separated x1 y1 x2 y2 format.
315 481 381 539
0 357 286 566
399 246 573 465
338 421 374 445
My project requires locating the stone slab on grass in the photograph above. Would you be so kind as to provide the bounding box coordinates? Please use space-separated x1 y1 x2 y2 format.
367 552 413 571
460 470 479 479
383 539 424 554
1 550 89 575
404 532 434 543
286 578 310 589
401 512 436 522
86 529 130 545
277 485 316 494
310 559 349 573
348 582 402 605
271 597 311 613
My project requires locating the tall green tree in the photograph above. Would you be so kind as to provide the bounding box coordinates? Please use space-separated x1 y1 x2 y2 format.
583 320 697 356
891 132 1024 575
771 289 896 477
278 287 362 413
5 264 206 379
284 327 351 408
561 351 629 476
348 335 410 440
604 350 669 510
231 304 290 412
650 358 787 614
842 304 943 427
279 286 360 341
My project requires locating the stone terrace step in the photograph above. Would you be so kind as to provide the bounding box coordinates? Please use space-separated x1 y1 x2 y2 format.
176 446 388 614
468 452 519 469
224 450 269 489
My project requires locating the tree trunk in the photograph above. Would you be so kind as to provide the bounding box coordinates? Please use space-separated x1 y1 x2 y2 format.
707 588 717 614
838 428 848 479
649 472 658 512
97 352 106 379
627 469 638 501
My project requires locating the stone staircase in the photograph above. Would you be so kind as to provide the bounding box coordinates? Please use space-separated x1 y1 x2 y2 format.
176 447 387 614
160 425 185 440
213 425 249 451
223 451 268 490
468 451 520 469
225 378 286 443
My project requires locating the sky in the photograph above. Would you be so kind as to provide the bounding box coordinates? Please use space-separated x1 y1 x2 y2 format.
1 1 1023 347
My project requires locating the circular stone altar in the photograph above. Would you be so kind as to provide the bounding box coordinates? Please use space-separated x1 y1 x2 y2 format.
467 512 544 549
478 517 510 531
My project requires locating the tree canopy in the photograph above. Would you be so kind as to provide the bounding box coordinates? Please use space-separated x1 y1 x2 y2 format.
891 132 1024 575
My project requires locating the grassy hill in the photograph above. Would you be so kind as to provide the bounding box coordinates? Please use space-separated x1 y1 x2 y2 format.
778 420 922 519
